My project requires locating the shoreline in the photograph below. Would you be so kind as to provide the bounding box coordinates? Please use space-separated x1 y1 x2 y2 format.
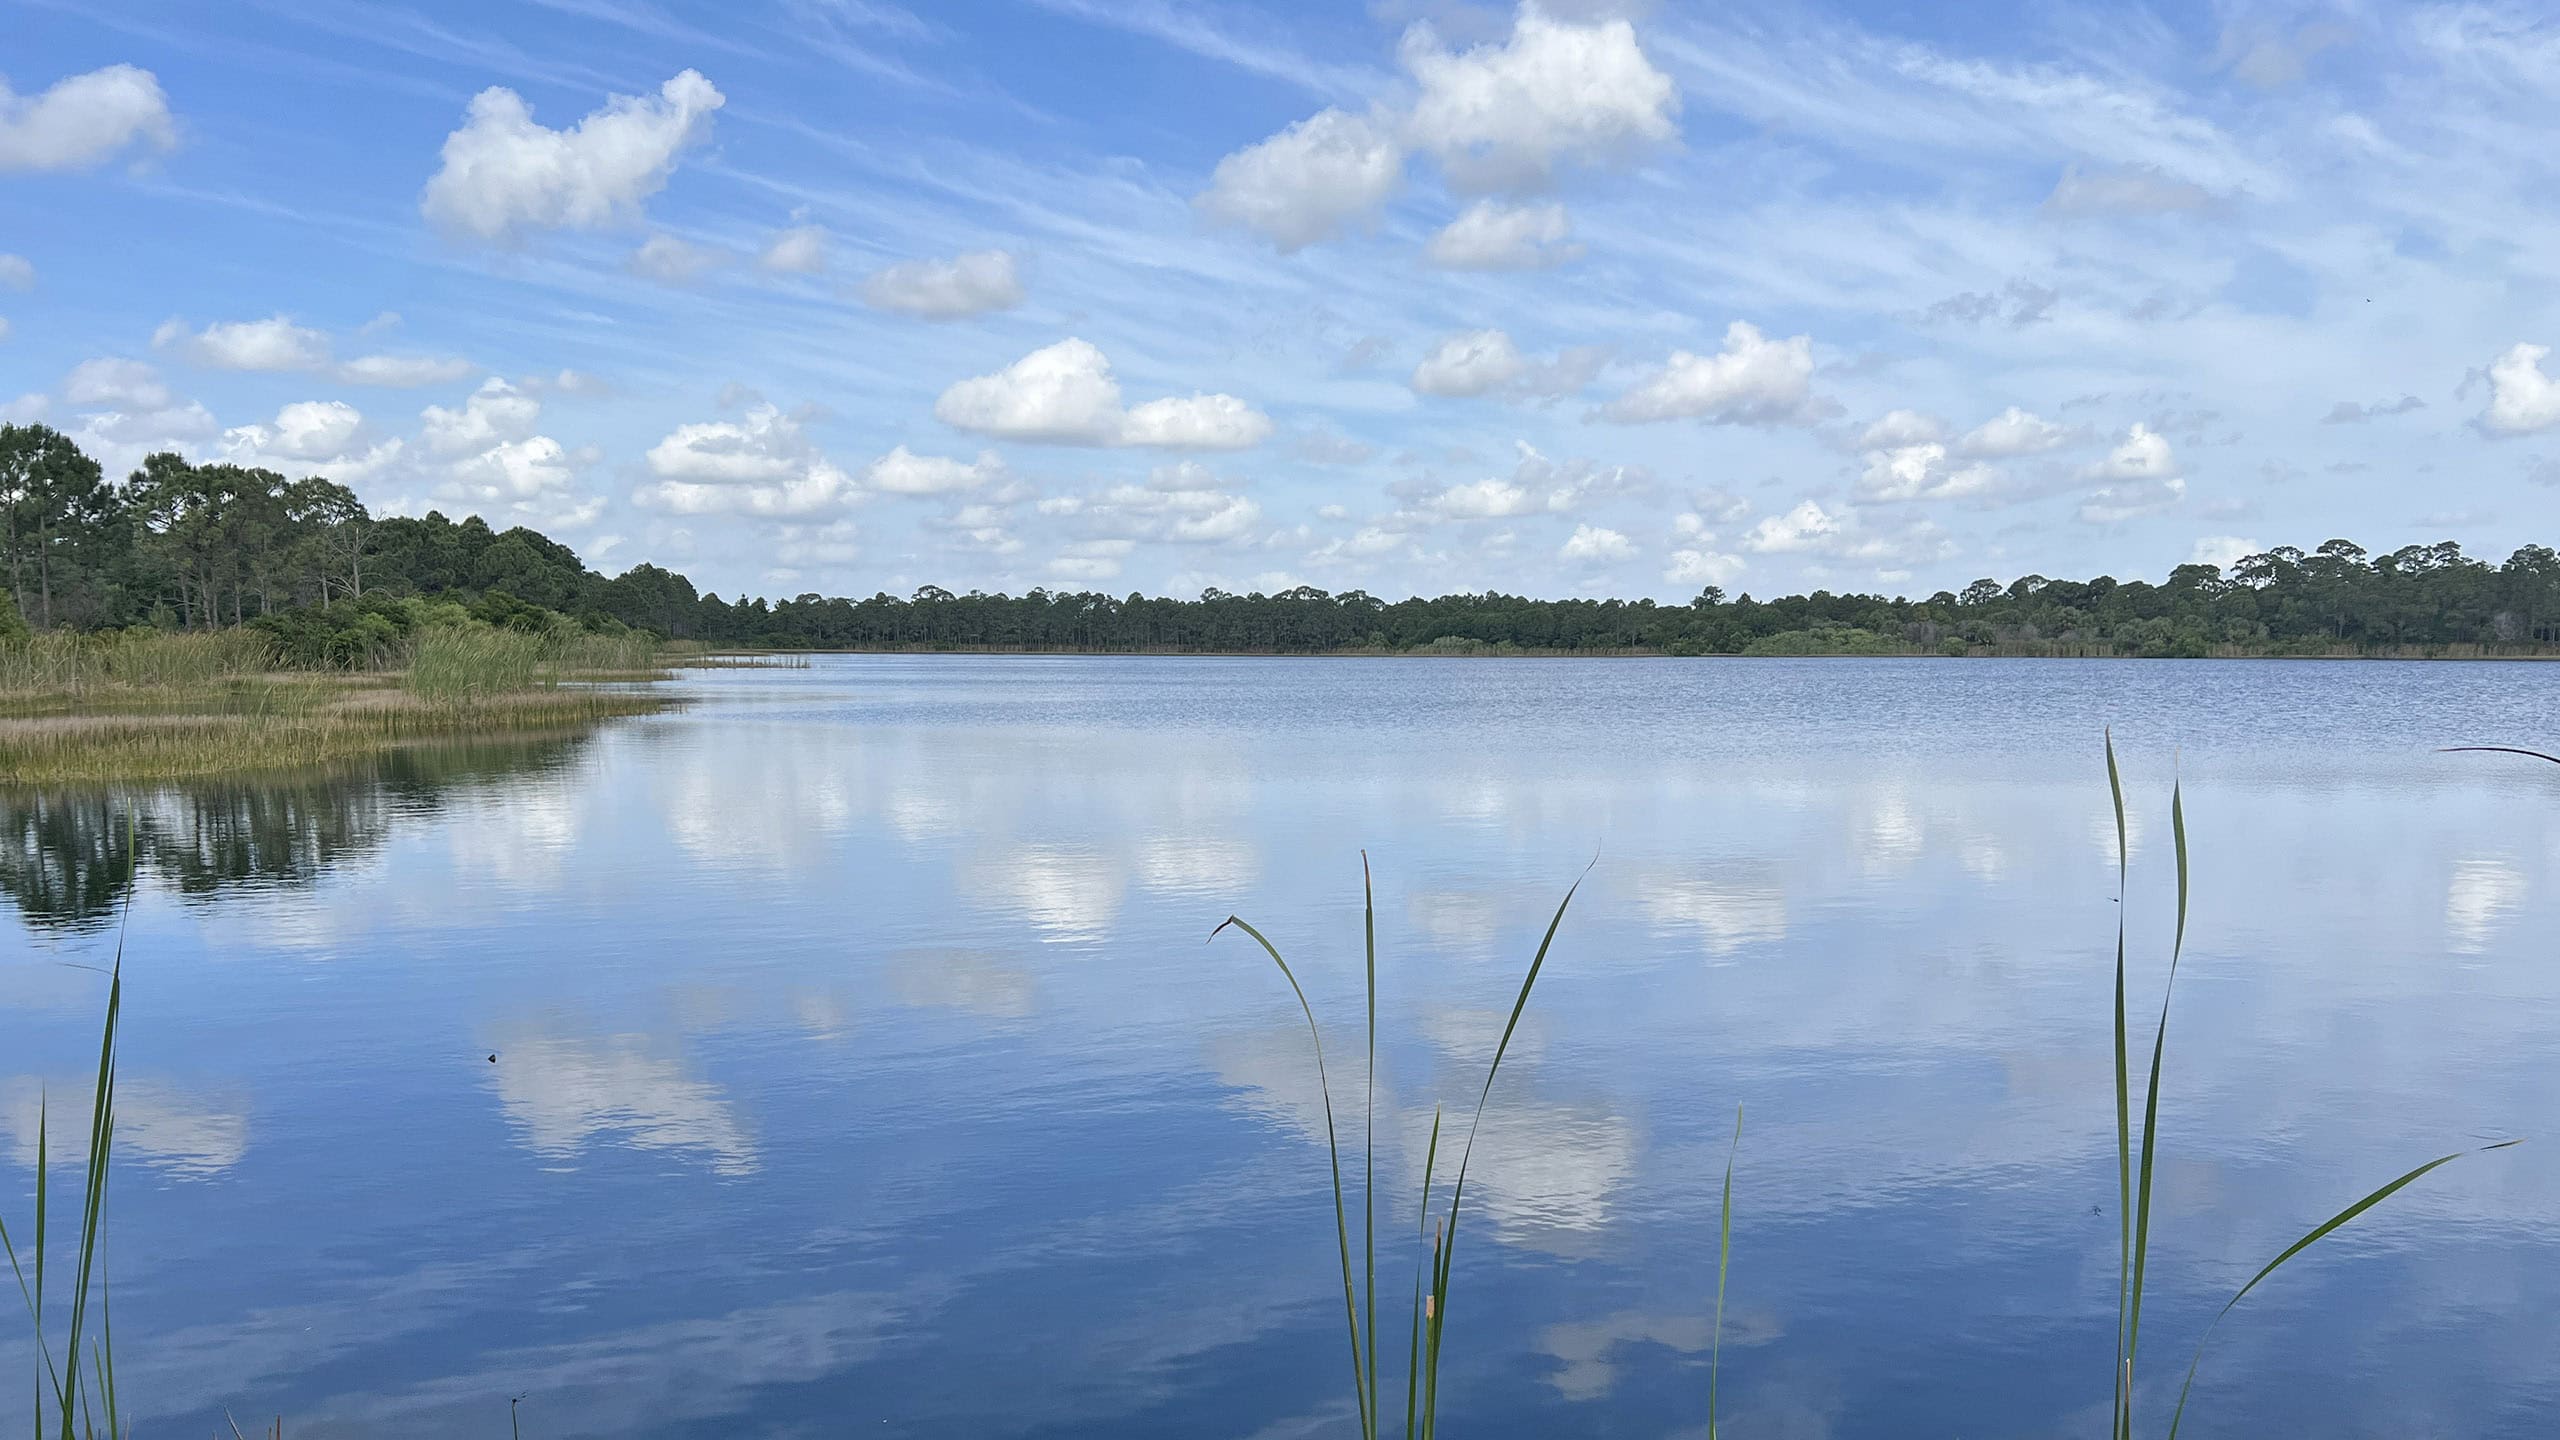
671 644 2560 662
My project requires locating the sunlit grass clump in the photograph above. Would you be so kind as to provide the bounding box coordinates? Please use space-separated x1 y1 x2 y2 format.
405 627 546 702
538 628 667 677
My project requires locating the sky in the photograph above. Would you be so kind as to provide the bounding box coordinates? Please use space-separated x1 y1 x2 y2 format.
4 0 2559 604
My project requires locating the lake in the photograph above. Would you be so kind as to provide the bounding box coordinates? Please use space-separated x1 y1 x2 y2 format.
5 656 2558 1438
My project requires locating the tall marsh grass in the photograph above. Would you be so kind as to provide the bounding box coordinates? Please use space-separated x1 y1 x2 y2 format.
409 626 689 699
404 628 547 703
1 824 130 1440
0 621 675 783
1221 746 2523 1436
540 629 663 675
2098 733 2515 1437
1214 856 1582 1440
0 630 276 699
0 688 666 784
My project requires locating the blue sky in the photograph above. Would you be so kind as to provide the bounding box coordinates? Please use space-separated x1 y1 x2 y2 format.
5 0 2559 602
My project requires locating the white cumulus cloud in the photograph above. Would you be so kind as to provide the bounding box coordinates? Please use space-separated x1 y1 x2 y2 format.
935 338 1270 449
759 223 829 275
629 233 724 284
1603 322 1819 426
1559 523 1635 563
2482 342 2560 436
2077 423 2186 522
0 254 31 291
1196 108 1403 252
1957 406 2074 457
0 65 175 173
1401 8 1680 191
1742 499 1841 553
862 250 1024 319
1412 329 1528 397
1122 392 1274 448
1735 499 1951 571
1195 8 1670 252
2189 535 2261 570
1402 441 1636 523
1076 462 1264 545
862 446 1003 496
2089 422 2180 481
639 403 852 517
421 70 724 242
420 377 541 455
1418 477 1540 519
153 314 472 387
219 400 401 480
1856 440 1998 504
1665 545 1744 587
445 436 595 527
939 339 1122 443
338 353 476 388
60 358 171 411
243 399 364 460
153 315 332 373
1424 199 1583 270
1410 328 1605 400
1858 409 1945 448
404 381 598 530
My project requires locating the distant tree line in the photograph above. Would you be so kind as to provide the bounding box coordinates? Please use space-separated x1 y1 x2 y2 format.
8 423 2560 658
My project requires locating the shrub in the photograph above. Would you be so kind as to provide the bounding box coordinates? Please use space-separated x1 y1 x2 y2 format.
1741 624 1901 656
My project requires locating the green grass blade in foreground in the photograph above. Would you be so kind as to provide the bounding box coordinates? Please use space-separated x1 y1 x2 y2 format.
1423 866 1585 1440
5 813 133 1440
2122 781 2188 1424
1364 856 1378 1439
1405 1107 1441 1440
98 1252 118 1440
1 1097 73 1421
2438 745 2560 765
1209 913 1370 1440
56 874 127 1440
1709 1106 1741 1440
2105 732 2133 1440
2161 1138 2524 1440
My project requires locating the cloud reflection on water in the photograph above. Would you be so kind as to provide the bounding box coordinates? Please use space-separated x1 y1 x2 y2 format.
1 1077 250 1178
7 658 2560 1439
485 1028 756 1176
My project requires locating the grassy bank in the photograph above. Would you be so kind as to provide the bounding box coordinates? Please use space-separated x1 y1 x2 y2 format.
0 628 675 785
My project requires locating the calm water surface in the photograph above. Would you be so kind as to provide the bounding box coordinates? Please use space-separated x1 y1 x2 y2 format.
5 657 2559 1437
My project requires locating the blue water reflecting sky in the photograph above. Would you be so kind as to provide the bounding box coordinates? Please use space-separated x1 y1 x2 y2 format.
5 657 2558 1437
